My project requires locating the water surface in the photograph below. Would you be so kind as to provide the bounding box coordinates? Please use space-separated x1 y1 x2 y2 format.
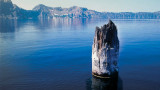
0 18 160 90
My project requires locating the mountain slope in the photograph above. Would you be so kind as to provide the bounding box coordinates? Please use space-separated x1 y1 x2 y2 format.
0 0 39 19
0 0 14 18
32 4 106 18
13 5 39 19
32 4 160 19
0 0 160 19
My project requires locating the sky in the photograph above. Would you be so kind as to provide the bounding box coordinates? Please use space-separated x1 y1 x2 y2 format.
12 0 160 12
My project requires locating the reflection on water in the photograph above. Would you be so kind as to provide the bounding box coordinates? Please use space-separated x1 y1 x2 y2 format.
34 18 91 30
34 18 104 31
0 18 102 33
86 74 123 90
0 19 17 33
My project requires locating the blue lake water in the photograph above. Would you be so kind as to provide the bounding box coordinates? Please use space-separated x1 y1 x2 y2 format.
0 18 160 90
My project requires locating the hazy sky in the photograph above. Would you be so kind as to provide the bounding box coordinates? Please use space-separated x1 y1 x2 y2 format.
12 0 160 12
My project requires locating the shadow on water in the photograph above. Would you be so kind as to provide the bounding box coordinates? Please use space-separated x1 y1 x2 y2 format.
0 19 28 33
86 74 123 90
0 19 17 33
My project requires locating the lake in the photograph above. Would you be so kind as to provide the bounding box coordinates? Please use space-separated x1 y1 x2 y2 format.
0 18 160 90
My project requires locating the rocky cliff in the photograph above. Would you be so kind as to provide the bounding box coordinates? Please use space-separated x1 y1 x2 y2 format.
33 4 160 19
32 4 103 18
0 0 160 19
92 20 119 78
0 0 39 19
0 0 14 18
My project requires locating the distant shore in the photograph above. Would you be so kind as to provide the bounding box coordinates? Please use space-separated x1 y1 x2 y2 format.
0 0 160 19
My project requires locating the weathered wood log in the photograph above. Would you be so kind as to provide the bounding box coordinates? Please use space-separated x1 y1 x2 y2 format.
92 20 119 78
